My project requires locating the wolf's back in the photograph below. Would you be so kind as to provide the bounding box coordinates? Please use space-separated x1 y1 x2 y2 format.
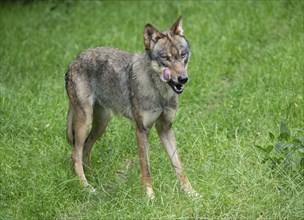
66 47 138 118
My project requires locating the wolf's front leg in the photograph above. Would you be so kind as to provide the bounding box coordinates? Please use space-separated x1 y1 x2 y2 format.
136 127 154 199
156 120 201 198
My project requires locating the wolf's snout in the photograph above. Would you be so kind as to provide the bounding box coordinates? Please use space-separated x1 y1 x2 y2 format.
178 75 188 84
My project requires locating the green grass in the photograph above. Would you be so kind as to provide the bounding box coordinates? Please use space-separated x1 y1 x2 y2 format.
1 1 303 219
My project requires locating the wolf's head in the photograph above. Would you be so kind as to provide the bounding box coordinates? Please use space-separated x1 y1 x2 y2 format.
144 16 190 94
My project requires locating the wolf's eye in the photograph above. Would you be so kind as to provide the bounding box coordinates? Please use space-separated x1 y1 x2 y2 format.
161 56 170 61
181 53 187 58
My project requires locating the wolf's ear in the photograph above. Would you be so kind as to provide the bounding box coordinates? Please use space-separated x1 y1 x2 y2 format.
171 16 183 36
144 24 162 50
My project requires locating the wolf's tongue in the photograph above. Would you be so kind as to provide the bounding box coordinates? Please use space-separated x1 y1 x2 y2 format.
161 68 171 82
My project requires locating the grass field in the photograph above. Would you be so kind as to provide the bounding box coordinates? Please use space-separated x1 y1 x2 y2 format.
1 1 303 219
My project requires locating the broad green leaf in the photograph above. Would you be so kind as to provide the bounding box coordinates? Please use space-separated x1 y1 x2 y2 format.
292 138 301 144
300 158 304 169
299 137 304 146
255 145 267 153
265 145 274 154
275 142 285 153
298 147 304 154
279 122 291 141
269 132 275 141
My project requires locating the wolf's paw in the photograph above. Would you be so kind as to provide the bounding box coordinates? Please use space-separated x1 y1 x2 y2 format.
146 186 155 200
183 187 203 199
88 185 96 194
83 182 96 194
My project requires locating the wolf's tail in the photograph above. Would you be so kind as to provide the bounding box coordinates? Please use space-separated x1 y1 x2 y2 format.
66 104 74 146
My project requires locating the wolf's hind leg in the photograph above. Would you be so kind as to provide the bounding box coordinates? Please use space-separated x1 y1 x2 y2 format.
71 104 93 190
83 104 111 166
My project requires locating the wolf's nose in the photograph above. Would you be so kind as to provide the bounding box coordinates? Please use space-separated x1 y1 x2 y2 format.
178 75 188 84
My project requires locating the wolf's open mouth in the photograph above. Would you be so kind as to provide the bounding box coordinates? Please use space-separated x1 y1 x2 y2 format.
167 80 184 94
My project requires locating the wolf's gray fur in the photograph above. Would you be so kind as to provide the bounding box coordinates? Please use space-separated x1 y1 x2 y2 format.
65 16 199 198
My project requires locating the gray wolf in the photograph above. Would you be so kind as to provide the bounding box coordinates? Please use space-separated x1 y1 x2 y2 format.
65 16 199 198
